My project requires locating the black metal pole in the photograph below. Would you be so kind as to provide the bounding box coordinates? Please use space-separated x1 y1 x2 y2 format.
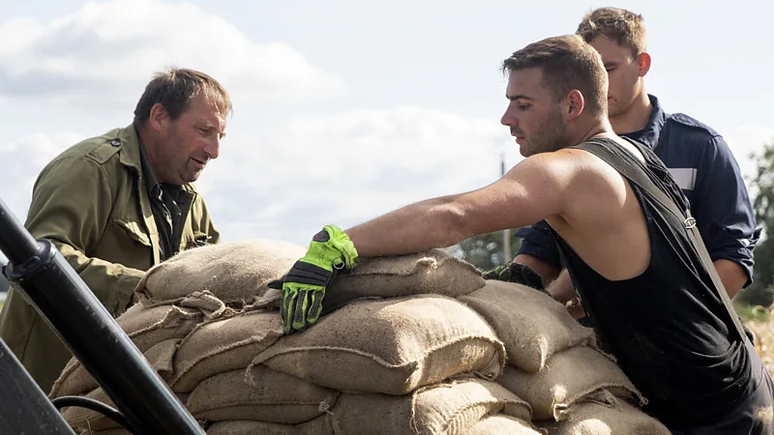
0 199 204 435
0 339 77 435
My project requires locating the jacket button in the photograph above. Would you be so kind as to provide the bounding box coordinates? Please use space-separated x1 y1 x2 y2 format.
110 140 120 147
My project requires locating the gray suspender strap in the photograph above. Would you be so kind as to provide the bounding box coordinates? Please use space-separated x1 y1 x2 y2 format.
576 140 750 344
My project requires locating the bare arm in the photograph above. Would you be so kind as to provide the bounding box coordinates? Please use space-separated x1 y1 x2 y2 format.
714 259 747 299
546 268 576 303
346 152 578 258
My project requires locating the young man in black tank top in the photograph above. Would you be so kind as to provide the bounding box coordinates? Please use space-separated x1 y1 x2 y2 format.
273 35 773 433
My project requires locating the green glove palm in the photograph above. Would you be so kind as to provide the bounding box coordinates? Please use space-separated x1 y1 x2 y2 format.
268 225 358 334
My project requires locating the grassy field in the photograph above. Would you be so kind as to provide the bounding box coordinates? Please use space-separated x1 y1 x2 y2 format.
738 302 774 375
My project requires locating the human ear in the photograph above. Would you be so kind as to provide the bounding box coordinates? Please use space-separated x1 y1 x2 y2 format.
637 52 652 77
148 103 170 133
565 90 585 120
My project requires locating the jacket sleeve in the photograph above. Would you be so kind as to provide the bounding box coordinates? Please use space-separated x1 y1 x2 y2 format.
690 135 760 288
25 156 144 315
513 220 562 268
194 194 221 245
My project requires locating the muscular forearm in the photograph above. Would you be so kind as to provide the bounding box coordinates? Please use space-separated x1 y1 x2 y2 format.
546 269 575 303
547 270 586 319
713 259 747 299
346 195 471 258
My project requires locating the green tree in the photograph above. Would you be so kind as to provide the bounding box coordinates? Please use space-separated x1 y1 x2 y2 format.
736 141 774 307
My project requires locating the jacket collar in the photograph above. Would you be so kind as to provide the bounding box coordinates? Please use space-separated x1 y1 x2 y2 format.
116 123 162 265
633 94 668 151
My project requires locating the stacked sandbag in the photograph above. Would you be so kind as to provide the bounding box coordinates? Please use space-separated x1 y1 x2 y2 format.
182 249 529 434
135 239 308 306
60 244 540 435
189 293 530 434
323 249 487 310
56 241 668 434
459 280 668 432
250 295 505 394
53 239 305 434
50 298 211 400
535 395 671 434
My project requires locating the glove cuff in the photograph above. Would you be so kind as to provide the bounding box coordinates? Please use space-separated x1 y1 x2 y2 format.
319 224 359 269
285 260 334 287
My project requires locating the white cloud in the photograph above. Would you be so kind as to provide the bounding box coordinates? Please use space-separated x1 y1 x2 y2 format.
0 132 85 221
0 108 517 256
0 0 344 107
196 106 519 245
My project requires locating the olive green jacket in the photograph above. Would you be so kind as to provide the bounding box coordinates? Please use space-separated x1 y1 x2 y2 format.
0 124 220 394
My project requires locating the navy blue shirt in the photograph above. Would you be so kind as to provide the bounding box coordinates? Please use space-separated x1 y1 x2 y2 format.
515 95 761 286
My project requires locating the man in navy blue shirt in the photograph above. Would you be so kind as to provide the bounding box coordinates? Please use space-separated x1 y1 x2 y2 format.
513 7 760 315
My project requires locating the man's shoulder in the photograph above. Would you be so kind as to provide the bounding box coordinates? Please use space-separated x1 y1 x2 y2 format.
54 128 126 167
664 113 723 143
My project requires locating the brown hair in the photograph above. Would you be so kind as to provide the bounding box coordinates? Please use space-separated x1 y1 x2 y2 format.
133 67 232 125
576 7 647 57
501 34 608 118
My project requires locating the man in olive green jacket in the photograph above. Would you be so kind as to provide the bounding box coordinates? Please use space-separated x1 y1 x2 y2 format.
0 68 231 394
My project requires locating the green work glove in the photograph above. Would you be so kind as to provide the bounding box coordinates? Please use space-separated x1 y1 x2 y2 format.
267 225 358 334
482 262 548 294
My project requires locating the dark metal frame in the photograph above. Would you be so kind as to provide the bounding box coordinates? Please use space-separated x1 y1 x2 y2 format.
0 198 204 434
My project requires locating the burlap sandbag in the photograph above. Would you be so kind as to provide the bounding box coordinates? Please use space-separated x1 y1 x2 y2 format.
116 303 204 352
328 377 532 435
136 239 307 305
463 415 541 435
496 346 644 421
253 295 506 395
63 387 121 431
540 398 671 435
61 339 183 431
50 304 202 398
459 281 596 373
205 416 333 435
322 249 485 310
170 310 283 392
186 366 337 424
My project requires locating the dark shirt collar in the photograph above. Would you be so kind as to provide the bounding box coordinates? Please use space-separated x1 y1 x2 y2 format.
138 142 158 196
138 142 183 198
620 94 668 151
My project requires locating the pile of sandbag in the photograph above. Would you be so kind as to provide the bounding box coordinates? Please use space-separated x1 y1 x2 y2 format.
50 239 670 434
458 281 671 434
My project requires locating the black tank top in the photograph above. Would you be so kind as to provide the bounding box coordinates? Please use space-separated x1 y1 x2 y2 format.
550 138 753 429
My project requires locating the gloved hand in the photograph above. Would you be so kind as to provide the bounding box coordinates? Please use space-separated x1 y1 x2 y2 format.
267 225 358 334
482 262 548 294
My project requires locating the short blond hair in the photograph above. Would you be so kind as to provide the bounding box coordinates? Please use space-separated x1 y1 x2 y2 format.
576 7 647 57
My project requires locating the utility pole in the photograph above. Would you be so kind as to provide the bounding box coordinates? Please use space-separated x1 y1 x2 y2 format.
501 153 511 263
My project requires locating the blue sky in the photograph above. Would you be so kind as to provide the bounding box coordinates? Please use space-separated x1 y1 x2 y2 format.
1 0 772 255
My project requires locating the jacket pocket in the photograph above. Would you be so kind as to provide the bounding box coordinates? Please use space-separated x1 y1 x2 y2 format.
113 219 152 247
